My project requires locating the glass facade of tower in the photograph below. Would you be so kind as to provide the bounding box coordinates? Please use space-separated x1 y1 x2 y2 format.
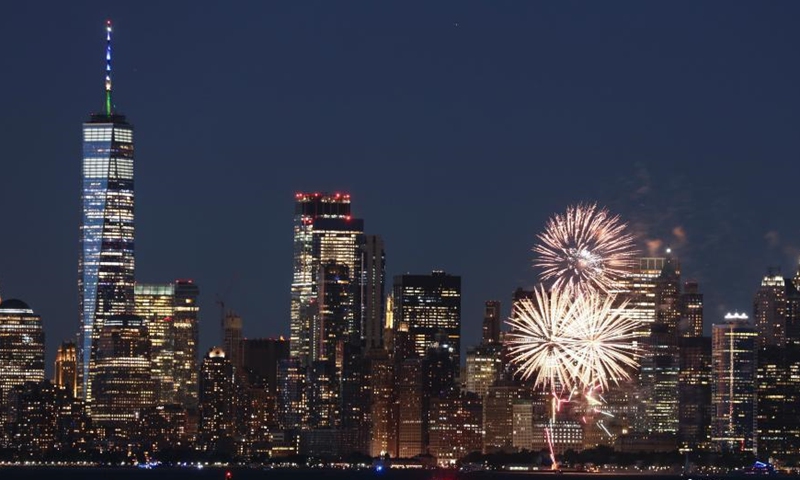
290 192 363 365
711 314 757 453
133 281 200 408
79 113 135 404
135 284 175 405
392 271 461 361
92 314 155 432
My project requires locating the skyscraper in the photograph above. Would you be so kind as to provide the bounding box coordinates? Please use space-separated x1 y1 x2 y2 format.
199 348 235 451
134 280 200 407
173 280 200 408
711 313 757 453
753 271 787 348
79 21 135 404
392 271 461 363
679 281 704 337
360 235 385 351
290 192 364 366
222 312 243 372
0 299 45 406
678 336 712 451
134 283 174 405
482 300 501 345
54 341 78 398
91 314 155 439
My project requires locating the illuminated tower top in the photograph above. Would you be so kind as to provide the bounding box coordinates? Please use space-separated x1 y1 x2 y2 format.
104 20 113 116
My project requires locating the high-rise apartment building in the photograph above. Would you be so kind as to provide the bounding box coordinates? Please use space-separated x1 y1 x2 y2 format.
392 271 461 363
79 21 136 404
54 341 78 398
0 299 45 406
711 313 757 453
199 348 235 450
291 192 364 366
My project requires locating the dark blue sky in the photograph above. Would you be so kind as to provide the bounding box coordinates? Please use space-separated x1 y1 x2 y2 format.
2 2 800 369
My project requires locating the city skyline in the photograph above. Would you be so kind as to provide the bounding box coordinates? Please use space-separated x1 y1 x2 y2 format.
2 3 800 369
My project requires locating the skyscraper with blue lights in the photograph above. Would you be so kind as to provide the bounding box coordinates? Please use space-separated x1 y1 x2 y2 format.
78 20 136 406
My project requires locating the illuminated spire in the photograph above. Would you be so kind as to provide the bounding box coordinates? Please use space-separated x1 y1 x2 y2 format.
105 20 113 115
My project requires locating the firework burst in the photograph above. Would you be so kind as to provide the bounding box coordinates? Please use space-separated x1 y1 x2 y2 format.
506 286 578 391
506 287 639 392
533 203 638 294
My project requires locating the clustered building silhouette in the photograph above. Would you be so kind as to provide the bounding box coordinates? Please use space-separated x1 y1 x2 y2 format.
1 22 799 467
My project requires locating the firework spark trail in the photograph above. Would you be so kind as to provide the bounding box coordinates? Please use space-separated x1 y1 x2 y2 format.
533 203 638 294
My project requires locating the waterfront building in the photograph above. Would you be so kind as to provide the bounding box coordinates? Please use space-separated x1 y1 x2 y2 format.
482 382 520 453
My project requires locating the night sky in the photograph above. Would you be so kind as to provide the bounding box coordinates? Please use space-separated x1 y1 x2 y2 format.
2 2 800 371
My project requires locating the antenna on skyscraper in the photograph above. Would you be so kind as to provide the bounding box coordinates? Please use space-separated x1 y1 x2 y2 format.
104 20 113 116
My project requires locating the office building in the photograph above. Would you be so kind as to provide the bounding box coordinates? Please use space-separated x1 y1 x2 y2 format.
54 341 78 398
679 281 704 337
79 21 136 403
91 314 155 440
465 344 503 397
0 299 45 407
241 337 290 393
392 271 461 363
482 300 501 345
134 280 200 407
677 336 712 451
222 312 243 372
711 313 757 453
290 192 364 366
753 272 787 348
756 344 800 458
361 235 386 350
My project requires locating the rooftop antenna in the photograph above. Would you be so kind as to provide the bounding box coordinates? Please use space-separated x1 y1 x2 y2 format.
105 20 113 115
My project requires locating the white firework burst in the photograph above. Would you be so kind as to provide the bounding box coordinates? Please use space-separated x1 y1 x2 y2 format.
506 286 640 392
533 203 638 294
